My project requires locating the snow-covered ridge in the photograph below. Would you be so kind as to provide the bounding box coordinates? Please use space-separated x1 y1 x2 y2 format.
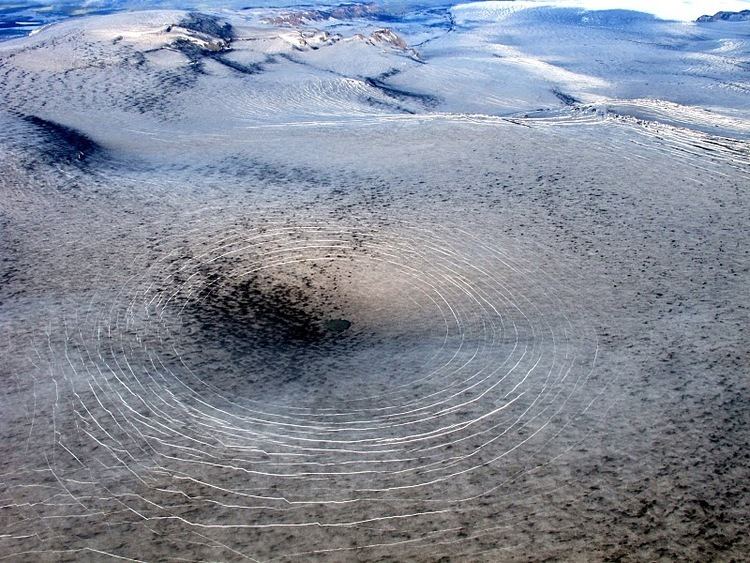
1 5 748 142
697 10 750 22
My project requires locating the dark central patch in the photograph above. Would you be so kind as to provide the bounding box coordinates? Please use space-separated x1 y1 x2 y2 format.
325 318 352 334
155 254 441 402
166 267 369 394
190 272 345 348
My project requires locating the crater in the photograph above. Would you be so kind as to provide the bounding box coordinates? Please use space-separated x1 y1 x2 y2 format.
185 269 350 350
157 252 449 405
324 318 351 334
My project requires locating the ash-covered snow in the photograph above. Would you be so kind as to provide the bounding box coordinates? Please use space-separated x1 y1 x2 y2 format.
0 2 748 562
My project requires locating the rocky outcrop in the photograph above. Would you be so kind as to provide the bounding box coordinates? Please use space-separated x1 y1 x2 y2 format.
166 13 233 55
696 10 750 22
368 28 408 50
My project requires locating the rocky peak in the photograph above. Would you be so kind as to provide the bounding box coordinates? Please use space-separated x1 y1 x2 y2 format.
696 10 750 22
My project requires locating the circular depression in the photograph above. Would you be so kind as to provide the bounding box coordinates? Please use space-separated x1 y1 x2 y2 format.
136 223 529 412
46 216 605 552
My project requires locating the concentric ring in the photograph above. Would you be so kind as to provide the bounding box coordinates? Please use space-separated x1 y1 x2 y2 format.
6 213 609 560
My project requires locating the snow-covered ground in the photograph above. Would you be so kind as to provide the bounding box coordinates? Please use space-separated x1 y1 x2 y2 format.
0 3 748 562
3 3 750 136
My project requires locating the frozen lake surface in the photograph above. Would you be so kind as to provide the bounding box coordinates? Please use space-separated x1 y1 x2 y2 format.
0 2 748 561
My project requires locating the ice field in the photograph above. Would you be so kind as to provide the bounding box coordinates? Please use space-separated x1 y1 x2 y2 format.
0 1 749 561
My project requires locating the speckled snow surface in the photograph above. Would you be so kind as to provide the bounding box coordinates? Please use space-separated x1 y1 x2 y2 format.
0 6 748 562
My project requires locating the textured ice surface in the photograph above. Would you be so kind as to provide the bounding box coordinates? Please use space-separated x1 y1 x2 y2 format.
3 0 750 38
0 3 749 562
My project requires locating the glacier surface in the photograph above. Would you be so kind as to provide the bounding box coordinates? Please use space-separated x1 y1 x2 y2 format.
0 2 748 561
